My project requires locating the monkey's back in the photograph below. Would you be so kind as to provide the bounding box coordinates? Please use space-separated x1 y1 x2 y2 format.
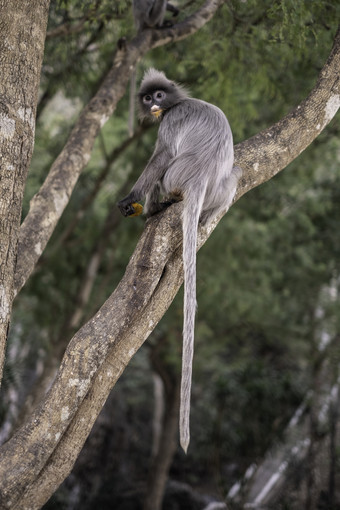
159 98 234 212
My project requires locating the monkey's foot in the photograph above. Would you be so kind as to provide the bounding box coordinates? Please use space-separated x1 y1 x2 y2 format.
149 198 179 216
160 198 178 209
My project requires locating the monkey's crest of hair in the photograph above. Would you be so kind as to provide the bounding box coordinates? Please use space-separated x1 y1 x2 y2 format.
138 68 189 121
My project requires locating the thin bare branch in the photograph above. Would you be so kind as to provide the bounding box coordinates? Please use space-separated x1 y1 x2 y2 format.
45 0 109 39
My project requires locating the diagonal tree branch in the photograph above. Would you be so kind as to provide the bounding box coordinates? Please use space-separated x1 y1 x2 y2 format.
14 0 223 297
0 25 339 510
48 124 150 254
233 25 340 199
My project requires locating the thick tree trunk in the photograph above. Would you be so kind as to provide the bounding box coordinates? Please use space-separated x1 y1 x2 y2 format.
0 0 50 384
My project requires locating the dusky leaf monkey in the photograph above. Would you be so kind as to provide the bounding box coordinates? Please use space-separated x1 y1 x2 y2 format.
118 69 240 453
132 0 179 31
128 0 179 136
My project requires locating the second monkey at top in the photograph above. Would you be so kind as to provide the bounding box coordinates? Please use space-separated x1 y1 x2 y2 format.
132 0 179 30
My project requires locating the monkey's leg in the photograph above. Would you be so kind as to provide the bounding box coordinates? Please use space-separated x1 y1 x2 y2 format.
149 0 167 28
159 189 183 210
159 2 179 28
144 184 161 216
199 166 241 225
144 188 182 217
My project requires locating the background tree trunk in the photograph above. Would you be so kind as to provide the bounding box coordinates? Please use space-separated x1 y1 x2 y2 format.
143 340 181 510
0 0 50 383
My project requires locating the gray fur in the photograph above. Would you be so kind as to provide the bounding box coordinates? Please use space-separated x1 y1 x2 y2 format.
132 0 178 31
118 69 240 453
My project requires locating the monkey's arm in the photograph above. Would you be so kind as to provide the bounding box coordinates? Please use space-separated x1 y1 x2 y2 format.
117 146 171 217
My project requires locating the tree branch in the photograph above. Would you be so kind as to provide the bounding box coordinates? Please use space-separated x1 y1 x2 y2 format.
46 0 103 39
50 124 150 253
234 25 340 201
14 0 223 297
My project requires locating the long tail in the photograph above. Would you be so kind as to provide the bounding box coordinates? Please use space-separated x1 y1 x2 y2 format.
180 193 203 453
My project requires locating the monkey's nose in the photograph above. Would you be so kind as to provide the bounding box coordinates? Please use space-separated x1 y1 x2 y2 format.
150 105 163 118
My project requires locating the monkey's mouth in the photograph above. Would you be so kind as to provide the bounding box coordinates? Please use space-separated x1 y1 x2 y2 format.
150 105 163 118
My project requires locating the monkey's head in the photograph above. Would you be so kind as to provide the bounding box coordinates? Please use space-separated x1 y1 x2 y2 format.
138 68 188 121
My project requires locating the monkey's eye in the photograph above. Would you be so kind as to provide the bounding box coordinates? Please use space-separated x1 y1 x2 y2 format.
143 95 152 104
154 90 165 101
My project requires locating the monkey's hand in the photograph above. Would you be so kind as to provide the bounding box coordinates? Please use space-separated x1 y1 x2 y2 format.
145 198 178 217
130 203 143 217
117 197 143 217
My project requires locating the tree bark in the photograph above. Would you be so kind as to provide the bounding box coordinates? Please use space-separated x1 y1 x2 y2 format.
0 18 338 510
0 0 50 383
15 130 152 429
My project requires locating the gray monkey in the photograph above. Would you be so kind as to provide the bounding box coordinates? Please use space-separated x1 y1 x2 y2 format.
132 0 179 31
118 69 240 453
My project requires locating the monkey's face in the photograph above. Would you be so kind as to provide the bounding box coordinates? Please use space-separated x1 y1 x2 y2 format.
138 70 188 121
141 89 167 120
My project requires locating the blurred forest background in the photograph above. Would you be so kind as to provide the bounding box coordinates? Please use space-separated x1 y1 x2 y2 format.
1 0 340 509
